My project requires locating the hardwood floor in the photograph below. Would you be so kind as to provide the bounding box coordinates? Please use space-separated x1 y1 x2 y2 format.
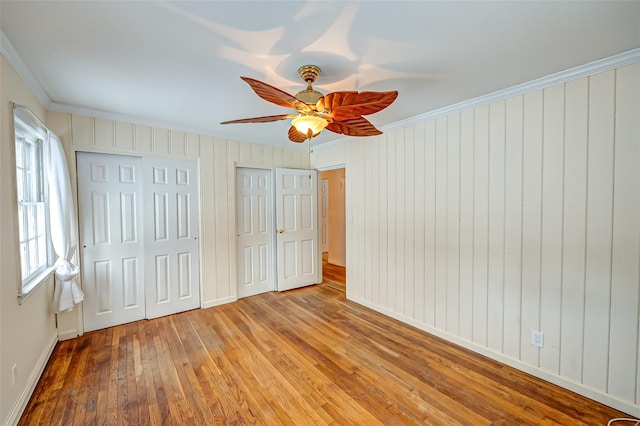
20 258 630 425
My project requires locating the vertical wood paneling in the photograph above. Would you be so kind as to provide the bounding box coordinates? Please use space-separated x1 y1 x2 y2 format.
386 130 397 310
540 84 565 373
520 91 543 366
213 138 231 300
153 128 170 155
446 114 460 335
170 130 186 156
609 63 640 402
186 133 200 159
238 141 251 165
135 125 152 153
424 120 437 326
378 133 389 310
250 143 262 166
345 140 358 298
458 109 475 341
226 141 239 299
357 138 367 300
363 138 373 301
435 117 448 329
95 118 114 148
487 101 506 353
262 145 273 166
503 96 524 360
71 114 95 146
472 105 489 346
199 136 216 304
413 122 426 323
404 127 415 319
560 79 588 382
115 122 134 151
582 70 615 390
369 137 381 306
395 129 406 314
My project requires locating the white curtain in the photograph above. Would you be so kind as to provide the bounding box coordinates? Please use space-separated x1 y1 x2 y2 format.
45 132 84 313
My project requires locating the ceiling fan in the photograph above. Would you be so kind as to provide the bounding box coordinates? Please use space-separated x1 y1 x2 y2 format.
220 65 398 143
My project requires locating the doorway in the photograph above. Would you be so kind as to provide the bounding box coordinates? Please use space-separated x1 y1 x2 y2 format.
319 168 346 268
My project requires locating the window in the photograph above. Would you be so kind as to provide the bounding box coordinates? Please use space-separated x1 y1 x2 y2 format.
13 106 53 297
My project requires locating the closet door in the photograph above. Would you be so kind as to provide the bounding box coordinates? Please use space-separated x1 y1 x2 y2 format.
77 153 145 332
236 167 275 298
78 153 201 331
143 157 201 319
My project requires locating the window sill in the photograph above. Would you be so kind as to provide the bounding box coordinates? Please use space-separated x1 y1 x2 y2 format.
18 266 55 304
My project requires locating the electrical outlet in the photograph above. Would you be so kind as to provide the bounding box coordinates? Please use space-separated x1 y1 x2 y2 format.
12 363 17 386
531 330 544 348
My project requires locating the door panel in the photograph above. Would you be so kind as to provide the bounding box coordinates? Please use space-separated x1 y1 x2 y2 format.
78 153 145 332
276 168 320 291
237 168 275 298
143 158 200 319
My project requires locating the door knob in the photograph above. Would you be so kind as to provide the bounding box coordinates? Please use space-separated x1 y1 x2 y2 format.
278 229 284 234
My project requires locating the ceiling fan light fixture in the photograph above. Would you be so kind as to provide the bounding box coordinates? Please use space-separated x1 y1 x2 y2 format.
292 114 328 138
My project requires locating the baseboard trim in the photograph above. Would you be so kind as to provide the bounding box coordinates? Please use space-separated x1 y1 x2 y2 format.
4 334 58 426
58 329 80 341
202 296 237 309
348 294 640 419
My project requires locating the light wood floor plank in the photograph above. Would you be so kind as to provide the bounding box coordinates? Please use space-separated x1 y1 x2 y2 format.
19 259 632 425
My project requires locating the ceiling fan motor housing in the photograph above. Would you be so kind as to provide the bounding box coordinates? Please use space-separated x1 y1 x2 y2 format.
295 65 324 105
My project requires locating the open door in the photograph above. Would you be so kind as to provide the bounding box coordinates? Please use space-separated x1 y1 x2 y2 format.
275 168 321 291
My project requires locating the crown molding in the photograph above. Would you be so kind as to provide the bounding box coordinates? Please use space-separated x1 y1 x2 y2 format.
383 48 640 132
1 30 52 108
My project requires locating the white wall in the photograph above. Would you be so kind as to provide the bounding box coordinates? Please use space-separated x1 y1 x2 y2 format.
46 111 309 337
313 61 640 416
1 55 59 426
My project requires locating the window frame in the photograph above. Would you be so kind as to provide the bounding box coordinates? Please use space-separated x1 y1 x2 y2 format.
13 106 54 303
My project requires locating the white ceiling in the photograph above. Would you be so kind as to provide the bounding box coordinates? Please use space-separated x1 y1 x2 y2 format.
1 1 639 149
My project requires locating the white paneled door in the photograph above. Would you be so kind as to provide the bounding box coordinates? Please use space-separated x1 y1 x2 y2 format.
275 168 321 291
78 153 200 331
236 168 275 298
143 157 200 319
78 153 145 332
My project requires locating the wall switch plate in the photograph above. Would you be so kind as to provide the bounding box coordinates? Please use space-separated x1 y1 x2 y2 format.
531 330 544 348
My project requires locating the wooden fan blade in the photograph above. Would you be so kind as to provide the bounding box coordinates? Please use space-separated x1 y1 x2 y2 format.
325 116 382 137
288 126 308 143
220 114 294 125
322 90 398 121
241 77 309 111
